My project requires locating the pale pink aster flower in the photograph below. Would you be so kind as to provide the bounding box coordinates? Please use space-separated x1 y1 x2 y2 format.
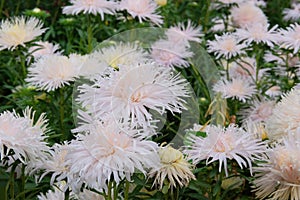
62 0 117 20
66 120 160 189
26 54 83 92
149 145 195 190
34 143 70 185
0 107 49 164
265 85 282 98
28 41 61 59
266 89 300 141
213 77 257 102
119 0 163 25
247 0 266 7
230 2 268 28
77 62 188 128
283 3 300 21
207 33 247 59
165 20 203 44
253 133 300 200
240 98 276 123
278 23 300 54
184 124 266 176
150 39 193 68
235 23 278 47
0 16 46 50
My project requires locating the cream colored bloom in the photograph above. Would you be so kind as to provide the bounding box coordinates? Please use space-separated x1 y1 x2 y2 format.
0 107 49 164
119 0 163 25
62 0 117 20
253 133 300 200
0 16 46 50
28 41 61 59
266 89 300 141
26 54 83 92
185 124 266 176
149 145 195 190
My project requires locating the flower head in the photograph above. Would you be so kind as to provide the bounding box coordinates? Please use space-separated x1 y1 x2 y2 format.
165 20 203 44
230 2 267 28
283 3 300 22
184 124 266 176
77 62 189 128
235 23 278 47
213 77 257 103
266 89 300 141
0 16 46 50
149 145 195 190
26 54 83 92
253 134 300 200
150 39 193 68
278 23 300 54
66 120 160 189
119 0 163 25
28 41 62 59
207 33 246 59
62 0 117 20
90 43 149 69
0 108 49 164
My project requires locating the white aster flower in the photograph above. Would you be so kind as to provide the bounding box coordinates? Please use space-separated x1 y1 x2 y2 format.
207 33 247 59
66 120 160 190
230 2 268 28
235 23 278 47
119 0 163 25
266 89 300 141
90 43 149 69
77 62 188 128
278 23 300 54
184 124 266 176
37 182 74 200
28 41 62 59
0 107 49 164
165 20 203 44
62 0 117 20
283 3 300 22
213 77 257 102
149 145 195 190
35 143 70 185
253 134 300 200
150 39 193 68
26 54 83 92
0 16 46 50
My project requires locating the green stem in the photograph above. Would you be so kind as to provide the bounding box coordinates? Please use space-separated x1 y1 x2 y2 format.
87 14 93 53
203 0 211 34
226 60 230 81
20 164 26 200
9 162 19 199
64 188 70 200
107 180 113 200
191 63 211 101
124 180 130 200
59 88 66 140
0 0 4 17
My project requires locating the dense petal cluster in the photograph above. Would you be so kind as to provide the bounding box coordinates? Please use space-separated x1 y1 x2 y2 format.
253 134 300 200
0 108 49 163
0 16 46 50
62 0 117 19
184 124 266 176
